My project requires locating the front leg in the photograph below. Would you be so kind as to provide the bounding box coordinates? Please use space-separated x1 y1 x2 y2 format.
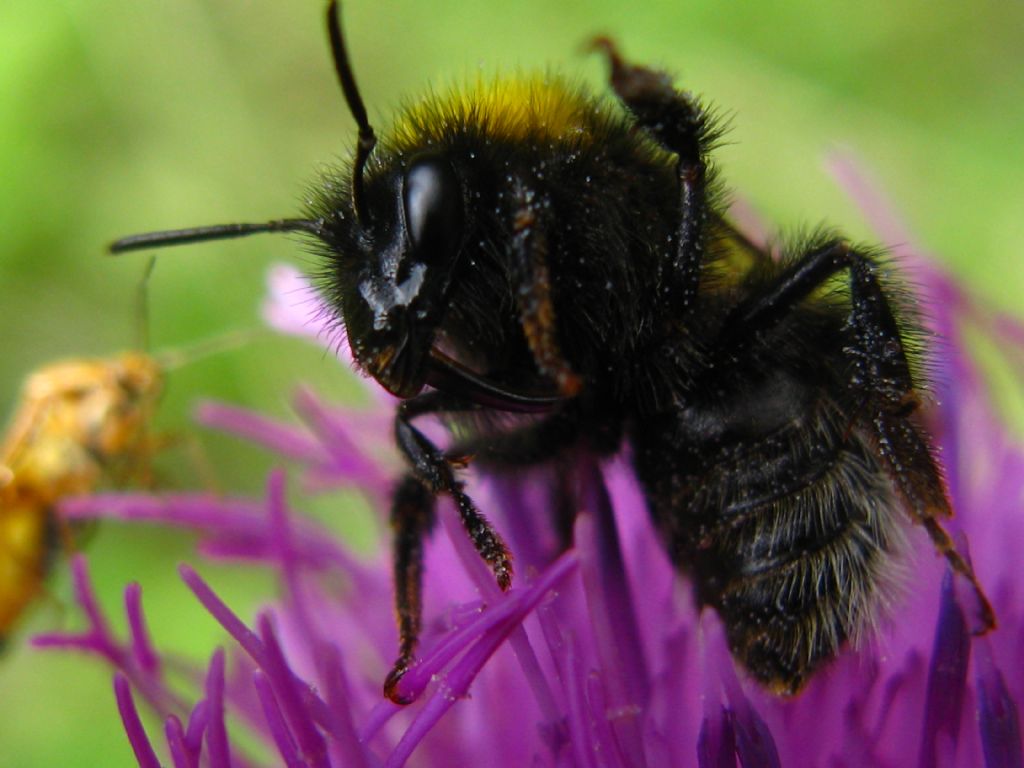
384 390 513 703
385 475 435 704
394 392 513 593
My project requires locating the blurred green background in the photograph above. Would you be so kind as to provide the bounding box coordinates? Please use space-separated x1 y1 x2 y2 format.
0 0 1021 763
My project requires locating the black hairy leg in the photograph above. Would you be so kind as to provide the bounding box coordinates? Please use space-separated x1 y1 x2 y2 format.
448 413 586 554
385 476 435 704
510 184 581 397
723 238 996 633
591 37 714 313
386 347 572 702
446 411 581 469
384 390 513 702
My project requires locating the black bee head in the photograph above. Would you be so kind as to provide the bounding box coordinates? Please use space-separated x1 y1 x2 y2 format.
106 2 474 402
108 0 472 401
314 152 465 398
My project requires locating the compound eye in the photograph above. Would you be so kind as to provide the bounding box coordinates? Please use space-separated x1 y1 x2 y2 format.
402 154 463 261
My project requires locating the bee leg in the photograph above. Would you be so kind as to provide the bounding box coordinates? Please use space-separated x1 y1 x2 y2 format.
384 475 435 704
720 237 996 633
395 393 512 589
511 183 582 396
448 416 583 551
591 37 716 313
447 411 579 468
384 391 514 702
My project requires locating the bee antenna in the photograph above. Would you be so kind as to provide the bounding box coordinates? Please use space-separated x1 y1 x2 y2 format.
107 219 324 254
326 0 376 226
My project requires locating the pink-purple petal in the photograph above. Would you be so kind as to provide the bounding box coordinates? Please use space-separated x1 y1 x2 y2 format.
585 673 631 768
252 671 303 768
576 460 649 746
165 715 197 768
261 263 337 348
195 400 328 465
918 555 973 766
184 700 210 757
697 707 738 768
125 583 160 676
180 564 268 667
291 388 396 481
561 632 598 768
114 672 162 768
315 643 372 768
264 470 317 642
727 705 780 768
71 555 119 658
203 649 232 768
976 640 1023 768
256 615 329 768
179 565 340 740
435 491 565 733
715 644 780 768
387 551 579 766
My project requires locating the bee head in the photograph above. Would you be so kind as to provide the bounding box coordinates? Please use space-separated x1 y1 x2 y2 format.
315 151 466 397
108 1 470 400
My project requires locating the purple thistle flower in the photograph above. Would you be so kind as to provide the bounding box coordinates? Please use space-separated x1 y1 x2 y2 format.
37 166 1024 767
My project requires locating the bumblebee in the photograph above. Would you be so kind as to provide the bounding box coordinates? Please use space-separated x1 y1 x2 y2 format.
0 353 163 639
112 1 994 699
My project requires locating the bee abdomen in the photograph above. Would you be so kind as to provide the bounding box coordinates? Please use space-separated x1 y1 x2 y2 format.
690 435 904 693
